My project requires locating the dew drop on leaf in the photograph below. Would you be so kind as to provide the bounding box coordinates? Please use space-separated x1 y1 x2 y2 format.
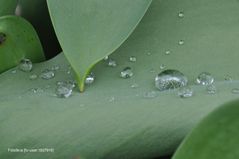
206 84 217 94
178 11 184 18
178 86 193 98
120 67 133 79
155 69 188 91
11 70 17 74
55 81 75 98
178 40 185 45
129 56 137 62
196 72 214 85
107 58 117 67
40 69 55 80
160 64 166 70
85 72 95 85
29 74 38 80
19 59 33 72
165 50 171 55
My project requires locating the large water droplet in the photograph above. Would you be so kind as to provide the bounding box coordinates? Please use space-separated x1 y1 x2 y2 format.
120 67 133 79
85 72 95 85
178 86 193 98
178 11 184 18
196 72 214 85
144 91 157 98
107 58 117 67
231 88 239 94
56 81 75 98
155 69 188 91
129 56 137 62
19 59 33 72
40 69 55 80
29 74 38 80
206 84 217 94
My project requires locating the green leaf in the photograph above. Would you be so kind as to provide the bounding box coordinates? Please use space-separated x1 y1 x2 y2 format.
172 100 239 159
47 0 152 92
1 0 239 158
0 15 45 73
0 0 18 16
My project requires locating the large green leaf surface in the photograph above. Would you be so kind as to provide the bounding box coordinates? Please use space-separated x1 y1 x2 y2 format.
0 15 45 73
1 0 239 158
172 100 239 159
47 0 152 91
0 0 17 16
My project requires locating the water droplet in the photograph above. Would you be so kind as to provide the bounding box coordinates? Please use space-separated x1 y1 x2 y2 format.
120 67 133 78
155 69 188 91
196 72 214 85
129 56 137 62
109 96 115 102
131 83 139 88
0 32 6 44
178 40 184 45
231 88 239 94
224 75 232 81
51 65 60 71
11 70 17 74
29 74 38 80
206 84 217 94
165 50 171 55
103 56 109 61
147 52 151 56
178 86 193 98
178 11 184 18
144 91 157 98
55 81 75 98
85 72 95 85
160 64 166 70
19 58 33 72
31 88 44 94
40 69 55 80
107 58 117 67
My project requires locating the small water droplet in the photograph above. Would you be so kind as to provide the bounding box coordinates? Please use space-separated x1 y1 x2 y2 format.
231 88 239 94
155 69 188 91
29 74 38 80
206 84 217 94
103 56 109 61
109 96 115 102
160 64 166 70
19 59 33 72
178 11 184 18
11 70 17 74
196 72 214 85
85 72 95 85
224 75 232 81
131 83 139 88
129 56 137 62
107 58 117 67
178 86 193 98
40 69 55 80
31 88 44 94
55 81 75 98
165 50 171 55
147 52 151 56
178 40 184 45
144 91 157 98
51 65 60 71
120 67 133 79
